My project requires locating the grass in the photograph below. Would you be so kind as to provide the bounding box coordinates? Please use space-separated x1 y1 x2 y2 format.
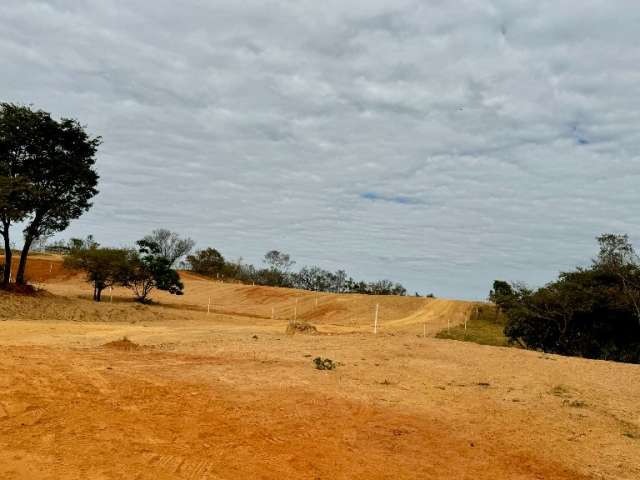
435 305 509 347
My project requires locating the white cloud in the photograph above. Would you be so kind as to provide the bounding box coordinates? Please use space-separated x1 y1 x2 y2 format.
2 0 639 298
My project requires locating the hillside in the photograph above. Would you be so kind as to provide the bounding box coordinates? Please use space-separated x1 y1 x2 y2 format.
0 256 638 479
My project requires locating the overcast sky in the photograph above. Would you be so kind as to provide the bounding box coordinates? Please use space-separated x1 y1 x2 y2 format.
3 1 639 299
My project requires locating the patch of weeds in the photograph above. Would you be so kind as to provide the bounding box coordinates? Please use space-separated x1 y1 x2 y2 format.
563 399 587 408
477 382 491 388
303 354 312 358
379 379 393 386
313 357 337 370
435 306 509 347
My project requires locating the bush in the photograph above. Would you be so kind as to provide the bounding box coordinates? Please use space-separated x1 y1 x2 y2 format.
497 235 640 363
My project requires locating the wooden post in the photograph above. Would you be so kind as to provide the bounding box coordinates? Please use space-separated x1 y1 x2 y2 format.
271 307 275 320
109 287 113 303
447 318 450 333
374 304 379 334
315 296 318 308
49 263 53 273
207 296 211 314
423 323 426 338
294 298 298 321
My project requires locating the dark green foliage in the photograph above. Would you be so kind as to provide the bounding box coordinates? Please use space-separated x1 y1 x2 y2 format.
0 103 100 286
500 235 640 363
186 248 225 277
127 237 184 303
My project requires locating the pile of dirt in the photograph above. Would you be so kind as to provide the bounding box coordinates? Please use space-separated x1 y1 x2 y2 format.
285 321 318 335
103 337 141 351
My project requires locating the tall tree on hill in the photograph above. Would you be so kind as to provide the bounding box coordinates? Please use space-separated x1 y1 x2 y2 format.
0 103 101 286
594 234 640 324
0 103 38 286
142 228 195 266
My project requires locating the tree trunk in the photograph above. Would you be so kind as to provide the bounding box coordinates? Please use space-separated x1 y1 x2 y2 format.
16 235 34 285
1 223 11 286
96 287 102 302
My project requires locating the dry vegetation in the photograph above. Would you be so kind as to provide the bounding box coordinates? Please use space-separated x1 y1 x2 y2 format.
0 257 639 479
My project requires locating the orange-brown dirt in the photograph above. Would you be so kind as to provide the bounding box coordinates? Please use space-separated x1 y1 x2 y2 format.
0 257 639 479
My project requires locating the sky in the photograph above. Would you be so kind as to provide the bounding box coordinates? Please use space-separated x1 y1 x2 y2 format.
2 0 640 299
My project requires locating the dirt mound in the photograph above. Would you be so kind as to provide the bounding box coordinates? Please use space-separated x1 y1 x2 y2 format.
285 321 318 335
103 337 140 351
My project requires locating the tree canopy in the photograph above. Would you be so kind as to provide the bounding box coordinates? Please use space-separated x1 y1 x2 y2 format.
0 103 100 287
495 234 640 363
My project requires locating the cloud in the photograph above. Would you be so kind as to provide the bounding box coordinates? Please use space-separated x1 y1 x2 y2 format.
2 0 640 298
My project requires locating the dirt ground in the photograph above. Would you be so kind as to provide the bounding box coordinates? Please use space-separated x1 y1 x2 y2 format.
0 258 639 479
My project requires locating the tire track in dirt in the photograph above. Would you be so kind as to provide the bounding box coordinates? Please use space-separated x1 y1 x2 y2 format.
0 345 605 479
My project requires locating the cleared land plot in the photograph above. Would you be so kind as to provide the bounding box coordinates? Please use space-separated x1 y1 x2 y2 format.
0 259 638 479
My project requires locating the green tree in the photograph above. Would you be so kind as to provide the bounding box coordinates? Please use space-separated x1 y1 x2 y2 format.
0 103 39 286
126 237 184 303
186 247 225 277
3 104 100 285
500 235 640 363
64 245 131 302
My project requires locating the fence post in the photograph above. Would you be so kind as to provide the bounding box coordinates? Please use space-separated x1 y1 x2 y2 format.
374 304 379 334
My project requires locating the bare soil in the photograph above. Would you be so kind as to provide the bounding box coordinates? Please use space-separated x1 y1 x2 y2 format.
0 257 638 479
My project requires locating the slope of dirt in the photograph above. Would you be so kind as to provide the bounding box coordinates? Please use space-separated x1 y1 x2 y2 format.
35 256 477 335
0 254 73 284
0 344 616 480
1 258 638 479
0 278 640 480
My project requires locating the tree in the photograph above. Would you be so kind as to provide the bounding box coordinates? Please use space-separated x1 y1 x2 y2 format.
261 250 295 287
126 237 184 303
10 106 100 285
64 245 131 301
0 103 39 286
186 247 225 277
263 250 295 273
594 234 637 270
594 234 640 324
142 229 195 266
499 235 640 363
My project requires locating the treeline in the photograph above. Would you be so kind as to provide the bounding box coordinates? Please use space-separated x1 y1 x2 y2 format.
61 231 188 303
186 248 408 296
491 234 640 364
52 231 408 302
